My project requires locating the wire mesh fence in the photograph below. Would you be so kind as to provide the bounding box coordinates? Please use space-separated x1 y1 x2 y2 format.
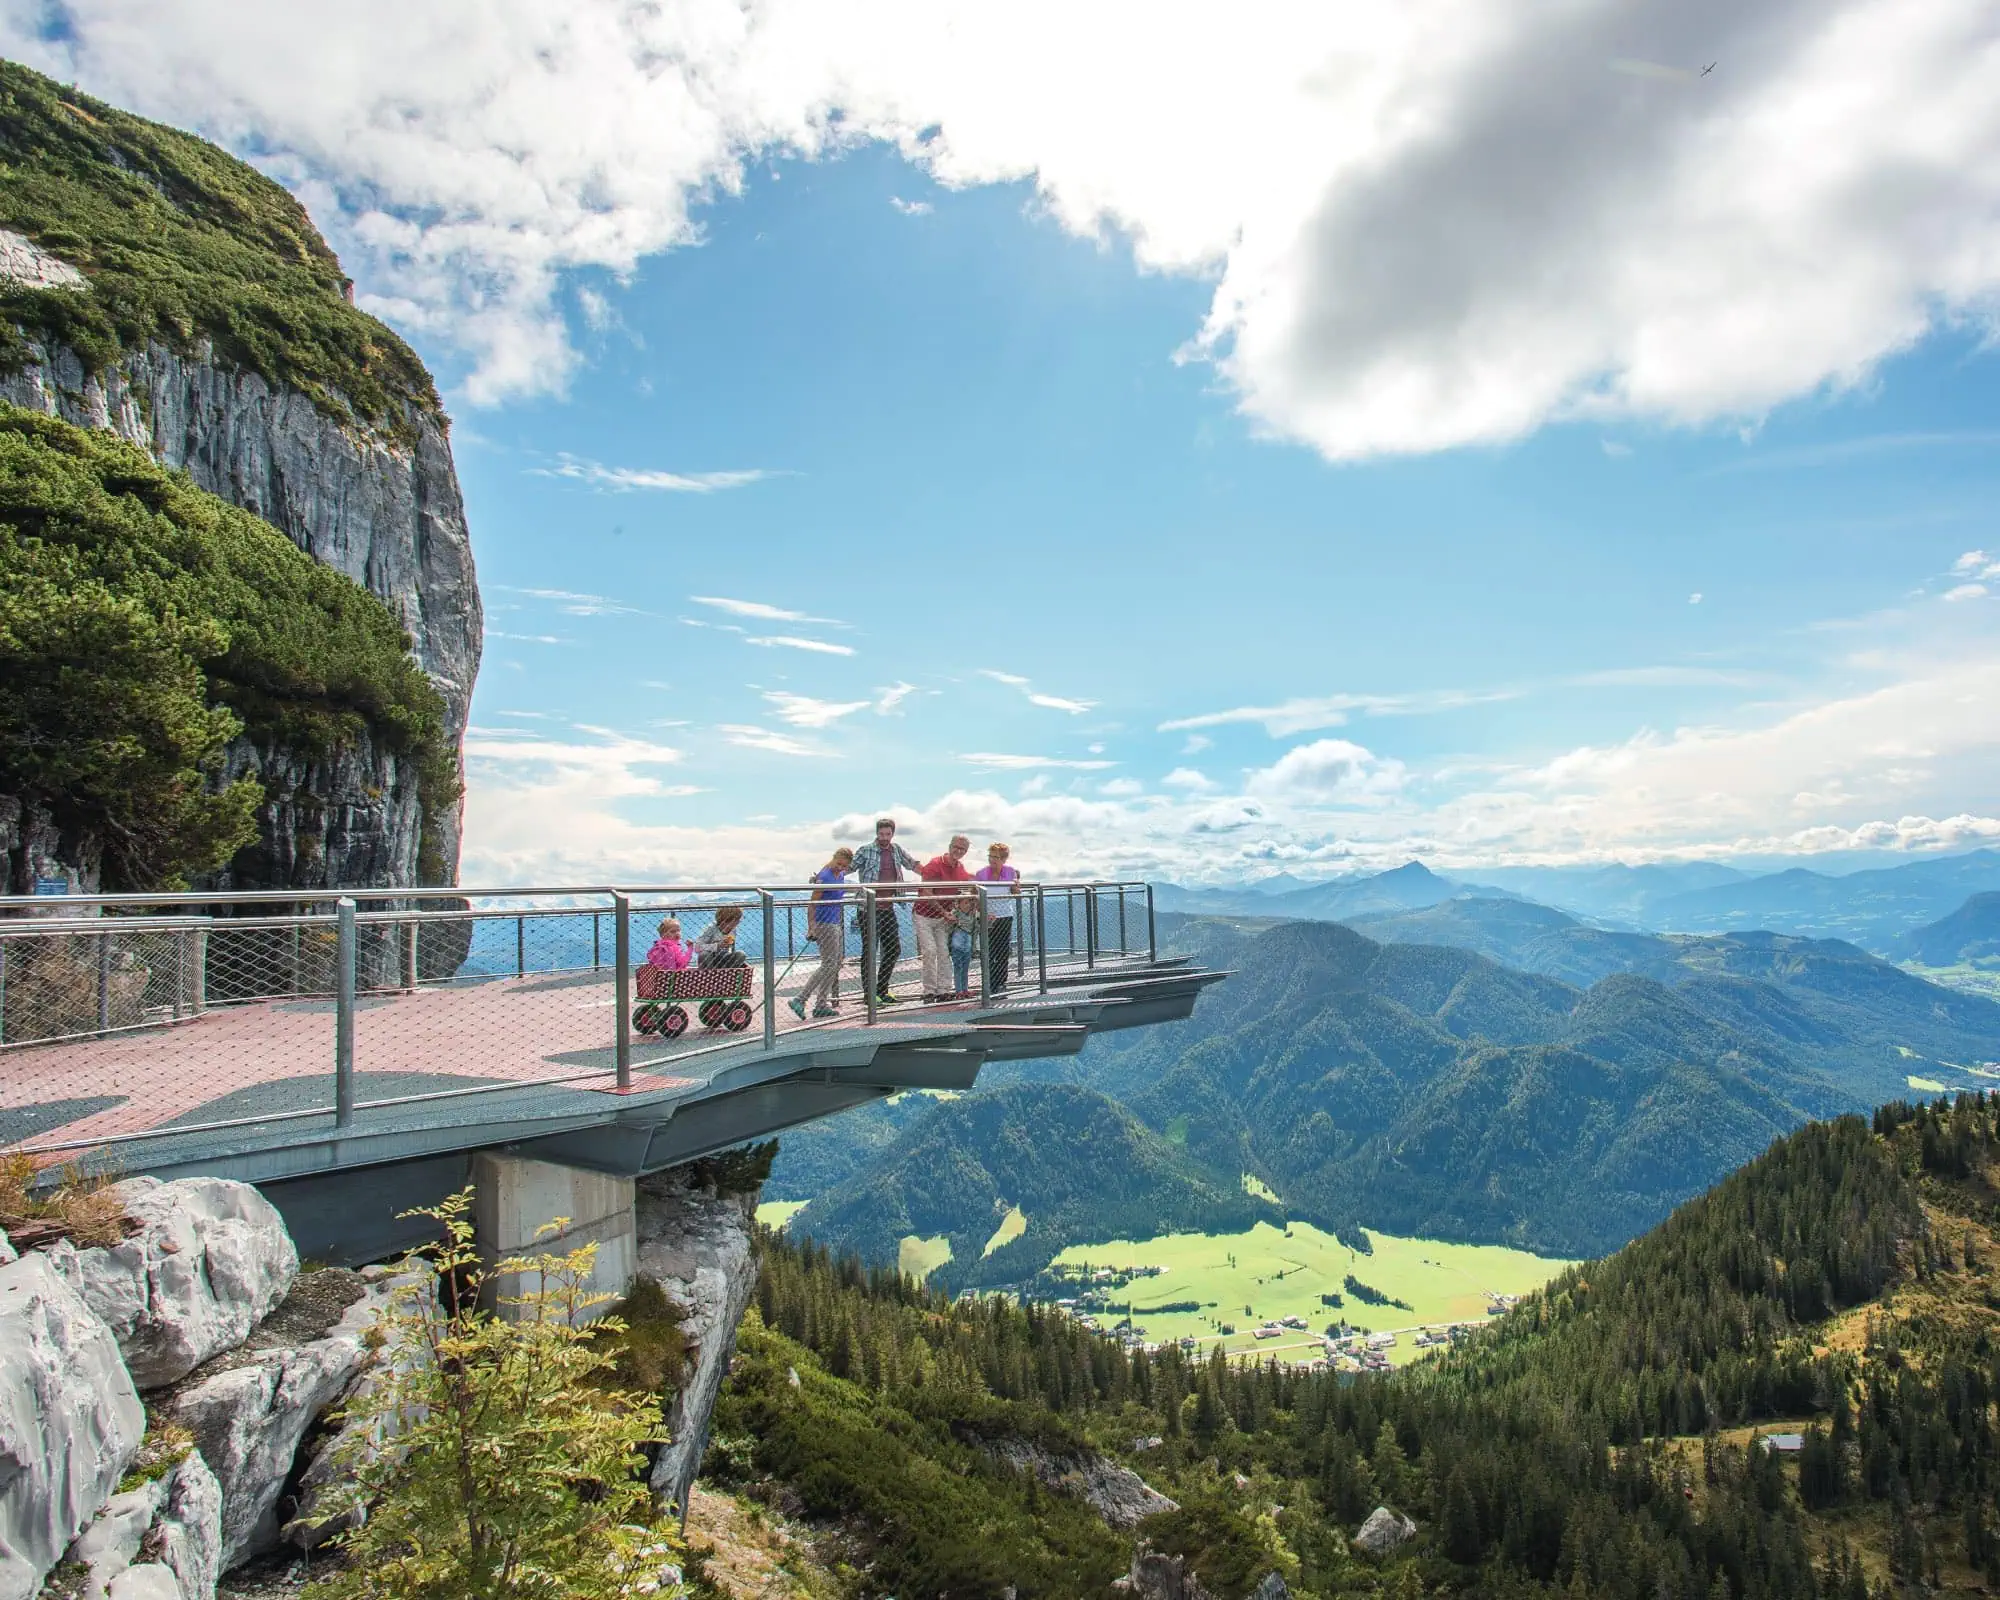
0 880 1155 1161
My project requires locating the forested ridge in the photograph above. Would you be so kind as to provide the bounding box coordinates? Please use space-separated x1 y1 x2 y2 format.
716 1096 2000 1597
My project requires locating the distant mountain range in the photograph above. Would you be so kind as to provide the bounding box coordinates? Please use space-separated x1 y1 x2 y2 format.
1901 891 2000 968
1157 847 2000 953
1153 861 1501 922
774 915 2000 1274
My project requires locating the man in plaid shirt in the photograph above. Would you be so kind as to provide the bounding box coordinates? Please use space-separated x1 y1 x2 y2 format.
850 817 921 1003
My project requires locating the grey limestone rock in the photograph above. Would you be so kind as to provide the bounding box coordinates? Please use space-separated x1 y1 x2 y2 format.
0 1251 144 1600
634 1167 761 1515
1120 1545 1219 1600
64 1449 224 1600
0 334 480 891
1250 1575 1292 1600
982 1436 1178 1529
0 230 85 291
48 1178 298 1390
161 1265 406 1569
1354 1505 1418 1556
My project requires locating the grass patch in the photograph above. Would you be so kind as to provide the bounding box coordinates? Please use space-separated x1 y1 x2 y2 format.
897 1234 953 1283
0 59 440 440
1240 1173 1280 1204
0 1151 131 1249
1050 1220 1570 1364
756 1200 808 1232
117 1418 194 1493
594 1275 689 1395
981 1205 1026 1258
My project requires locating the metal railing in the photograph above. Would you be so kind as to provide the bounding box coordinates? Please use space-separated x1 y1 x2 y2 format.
0 879 1157 1159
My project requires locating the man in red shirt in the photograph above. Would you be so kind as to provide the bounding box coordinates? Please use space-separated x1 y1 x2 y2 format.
915 834 974 1000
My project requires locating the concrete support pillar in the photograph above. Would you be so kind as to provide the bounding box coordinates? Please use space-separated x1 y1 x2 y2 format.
470 1152 636 1322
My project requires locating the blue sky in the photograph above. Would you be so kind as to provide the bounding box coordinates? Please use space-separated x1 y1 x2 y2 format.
16 0 2000 882
444 144 2000 881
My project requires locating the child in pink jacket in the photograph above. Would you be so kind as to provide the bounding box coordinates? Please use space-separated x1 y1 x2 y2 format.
645 918 693 972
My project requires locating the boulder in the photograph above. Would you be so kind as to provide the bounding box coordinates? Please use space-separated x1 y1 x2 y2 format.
1250 1575 1292 1600
0 1251 144 1600
1354 1505 1417 1556
48 1177 297 1389
1121 1544 1220 1600
65 1449 224 1600
0 1228 14 1266
162 1264 403 1569
981 1436 1178 1529
634 1168 760 1515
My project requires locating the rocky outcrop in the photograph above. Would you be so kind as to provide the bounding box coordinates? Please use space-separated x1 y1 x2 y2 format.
1353 1505 1417 1556
980 1436 1178 1529
48 1179 298 1390
633 1167 761 1516
1118 1545 1218 1600
64 1450 224 1600
0 335 480 890
0 1251 144 1600
161 1264 408 1568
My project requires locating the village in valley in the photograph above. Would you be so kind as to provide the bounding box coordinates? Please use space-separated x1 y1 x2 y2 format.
1027 1244 1533 1372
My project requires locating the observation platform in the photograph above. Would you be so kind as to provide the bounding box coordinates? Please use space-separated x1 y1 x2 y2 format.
1 880 1220 1256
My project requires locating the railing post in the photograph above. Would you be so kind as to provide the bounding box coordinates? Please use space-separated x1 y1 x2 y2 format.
1147 884 1157 964
516 914 525 978
402 915 419 990
613 892 632 1090
760 891 777 1049
97 930 112 1033
862 888 879 1025
1036 885 1048 995
335 897 356 1128
593 912 602 970
975 887 990 1005
1118 887 1128 958
1085 886 1097 970
1 937 9 1045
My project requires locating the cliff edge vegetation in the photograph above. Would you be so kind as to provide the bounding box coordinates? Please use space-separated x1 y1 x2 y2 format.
0 57 440 437
0 403 455 888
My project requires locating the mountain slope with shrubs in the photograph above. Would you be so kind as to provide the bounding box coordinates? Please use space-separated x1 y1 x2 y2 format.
730 1094 2000 1597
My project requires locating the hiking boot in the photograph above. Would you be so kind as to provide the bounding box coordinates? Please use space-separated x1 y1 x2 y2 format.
812 1004 839 1018
788 996 807 1021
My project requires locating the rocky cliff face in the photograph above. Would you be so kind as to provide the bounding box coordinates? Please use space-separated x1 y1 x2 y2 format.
0 334 480 890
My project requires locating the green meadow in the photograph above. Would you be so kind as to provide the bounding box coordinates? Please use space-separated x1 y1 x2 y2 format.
756 1200 809 1230
1051 1220 1572 1367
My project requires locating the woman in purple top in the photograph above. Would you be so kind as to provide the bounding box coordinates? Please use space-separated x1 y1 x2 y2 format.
974 842 1022 995
791 847 853 1019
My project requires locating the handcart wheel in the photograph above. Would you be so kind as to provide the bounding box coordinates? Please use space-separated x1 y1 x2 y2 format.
660 1006 689 1039
699 1000 724 1028
631 1004 657 1036
724 1000 753 1032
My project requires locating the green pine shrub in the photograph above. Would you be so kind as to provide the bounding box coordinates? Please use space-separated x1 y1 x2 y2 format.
0 403 455 887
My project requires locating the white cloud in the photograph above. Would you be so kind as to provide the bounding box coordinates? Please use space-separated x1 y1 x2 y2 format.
499 584 647 617
1944 583 1990 602
745 635 857 656
1099 777 1145 796
1028 692 1097 714
31 0 2000 453
1955 549 1991 574
1161 687 1513 736
1180 734 1213 755
692 595 846 625
979 669 1031 687
874 681 917 713
762 690 870 727
483 629 567 645
1601 440 1633 457
1568 665 1760 688
1689 593 1704 605
1245 738 1407 803
535 455 771 493
960 752 1117 770
1162 767 1215 790
889 195 932 215
575 284 616 331
719 724 829 757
